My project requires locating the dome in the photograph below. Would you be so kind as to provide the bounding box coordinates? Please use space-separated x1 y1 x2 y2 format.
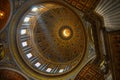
11 2 87 76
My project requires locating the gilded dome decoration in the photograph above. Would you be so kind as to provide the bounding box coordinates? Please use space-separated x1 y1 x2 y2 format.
15 2 87 76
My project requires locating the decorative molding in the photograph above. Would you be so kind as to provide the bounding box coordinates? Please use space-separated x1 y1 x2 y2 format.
75 64 105 80
64 0 100 12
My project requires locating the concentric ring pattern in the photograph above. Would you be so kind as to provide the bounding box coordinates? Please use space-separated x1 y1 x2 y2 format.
16 2 87 75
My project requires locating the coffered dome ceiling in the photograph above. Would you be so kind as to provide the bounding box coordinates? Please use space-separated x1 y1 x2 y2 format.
10 1 87 77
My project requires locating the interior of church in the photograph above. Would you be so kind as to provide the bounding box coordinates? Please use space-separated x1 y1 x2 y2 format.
0 0 120 80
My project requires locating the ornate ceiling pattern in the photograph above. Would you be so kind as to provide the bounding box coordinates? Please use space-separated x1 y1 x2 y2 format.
0 0 119 80
64 0 100 12
7 0 92 79
16 2 87 75
75 64 105 80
